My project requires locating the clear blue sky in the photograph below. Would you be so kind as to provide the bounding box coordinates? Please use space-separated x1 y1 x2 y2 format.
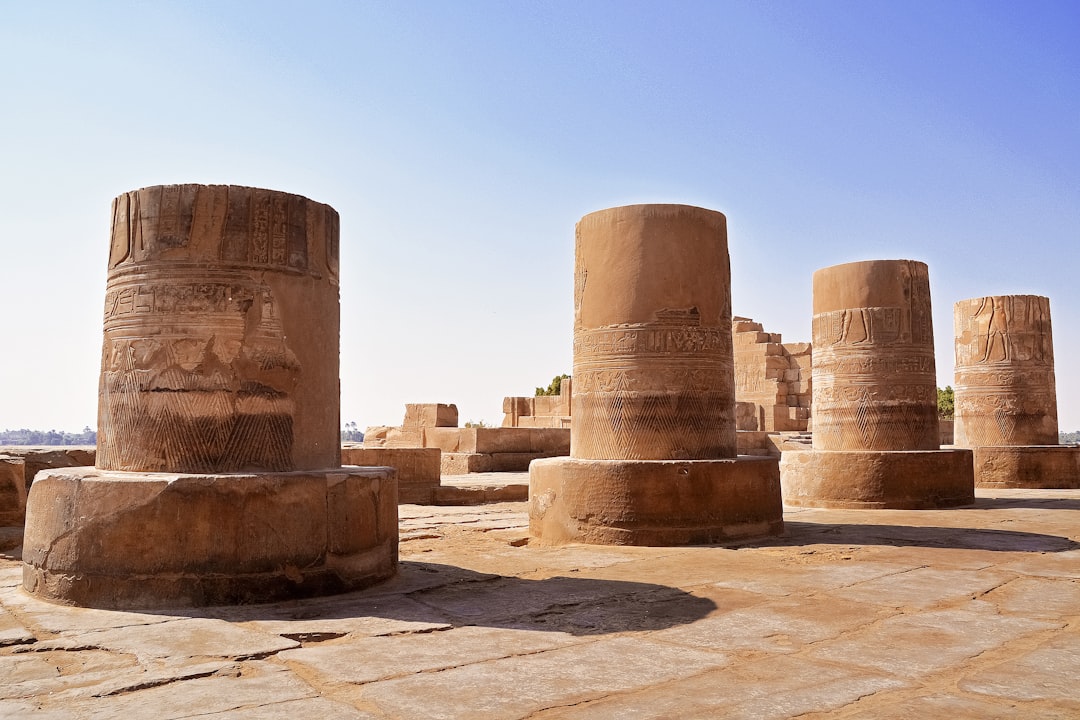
2 1 1079 431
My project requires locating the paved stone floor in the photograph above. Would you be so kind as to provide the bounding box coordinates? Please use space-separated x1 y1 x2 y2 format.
2 477 1079 718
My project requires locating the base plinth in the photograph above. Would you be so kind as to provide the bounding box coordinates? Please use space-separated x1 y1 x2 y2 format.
972 446 1080 488
529 456 783 546
780 450 974 509
22 467 398 609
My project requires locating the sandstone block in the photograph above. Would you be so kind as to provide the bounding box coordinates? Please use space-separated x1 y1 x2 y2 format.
780 449 974 509
403 403 459 430
972 446 1080 489
530 456 783 545
954 295 1057 447
0 457 26 526
23 466 398 608
341 447 441 503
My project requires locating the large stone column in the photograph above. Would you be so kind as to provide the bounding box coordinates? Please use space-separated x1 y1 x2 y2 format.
529 204 783 545
780 259 973 508
953 294 1079 487
23 185 398 608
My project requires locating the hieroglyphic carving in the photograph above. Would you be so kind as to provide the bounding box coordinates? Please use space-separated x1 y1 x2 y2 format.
97 269 299 473
811 261 939 452
569 204 737 461
108 185 334 280
954 295 1058 446
96 185 340 474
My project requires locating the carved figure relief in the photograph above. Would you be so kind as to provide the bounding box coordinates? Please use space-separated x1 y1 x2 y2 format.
811 260 939 452
98 273 300 472
96 185 340 473
954 295 1058 447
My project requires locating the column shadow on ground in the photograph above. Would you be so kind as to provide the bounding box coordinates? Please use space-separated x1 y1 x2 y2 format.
769 521 1079 553
965 496 1080 511
184 561 719 636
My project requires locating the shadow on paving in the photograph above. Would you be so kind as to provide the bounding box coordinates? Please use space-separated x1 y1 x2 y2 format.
142 562 720 636
773 521 1079 552
966 496 1080 511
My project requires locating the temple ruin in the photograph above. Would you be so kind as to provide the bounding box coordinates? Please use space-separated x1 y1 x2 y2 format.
953 294 1080 488
780 259 974 508
529 204 783 545
21 184 398 608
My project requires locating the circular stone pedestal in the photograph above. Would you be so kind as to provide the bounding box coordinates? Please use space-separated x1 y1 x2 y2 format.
22 467 397 608
529 456 783 546
780 450 974 509
973 446 1080 489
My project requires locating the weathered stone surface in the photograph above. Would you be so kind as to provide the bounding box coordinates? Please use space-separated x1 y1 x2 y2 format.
781 259 973 509
23 184 398 609
23 466 397 608
781 449 975 509
952 294 1080 488
531 204 781 546
359 636 732 719
502 379 572 428
0 457 25 527
811 259 939 451
33 617 299 658
570 205 737 461
403 403 458 430
807 606 1058 678
96 185 341 473
971 445 1080 489
341 446 441 503
0 447 98 527
733 316 812 432
2 485 1080 717
530 456 783 545
954 294 1058 446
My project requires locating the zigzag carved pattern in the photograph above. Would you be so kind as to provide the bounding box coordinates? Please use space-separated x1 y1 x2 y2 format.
572 391 735 460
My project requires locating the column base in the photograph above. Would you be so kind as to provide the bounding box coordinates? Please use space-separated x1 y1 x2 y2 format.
22 467 398 609
780 449 974 509
973 446 1080 489
529 456 783 546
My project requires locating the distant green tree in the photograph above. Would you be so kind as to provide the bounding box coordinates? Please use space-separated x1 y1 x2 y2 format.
937 386 955 420
463 419 492 428
536 373 570 397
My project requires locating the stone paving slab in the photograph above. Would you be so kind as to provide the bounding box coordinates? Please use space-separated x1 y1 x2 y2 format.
0 487 1078 718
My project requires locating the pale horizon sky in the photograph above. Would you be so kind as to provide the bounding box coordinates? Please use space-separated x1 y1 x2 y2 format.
2 1 1079 432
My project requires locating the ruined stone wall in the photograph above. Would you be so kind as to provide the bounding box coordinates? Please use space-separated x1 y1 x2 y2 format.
732 317 811 432
502 379 572 428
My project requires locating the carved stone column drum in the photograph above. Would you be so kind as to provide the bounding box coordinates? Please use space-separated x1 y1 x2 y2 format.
23 185 398 608
530 204 783 545
780 259 974 508
953 295 1079 488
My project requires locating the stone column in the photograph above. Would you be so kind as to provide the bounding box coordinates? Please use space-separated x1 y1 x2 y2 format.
530 204 783 545
953 295 1079 487
23 185 398 608
780 259 973 508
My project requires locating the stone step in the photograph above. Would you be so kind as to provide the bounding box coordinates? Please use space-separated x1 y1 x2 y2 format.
432 472 530 505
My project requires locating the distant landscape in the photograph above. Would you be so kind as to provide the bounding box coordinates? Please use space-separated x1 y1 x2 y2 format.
2 427 1078 446
0 428 97 446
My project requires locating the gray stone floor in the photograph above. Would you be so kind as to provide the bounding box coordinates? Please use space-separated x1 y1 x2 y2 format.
2 478 1079 718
